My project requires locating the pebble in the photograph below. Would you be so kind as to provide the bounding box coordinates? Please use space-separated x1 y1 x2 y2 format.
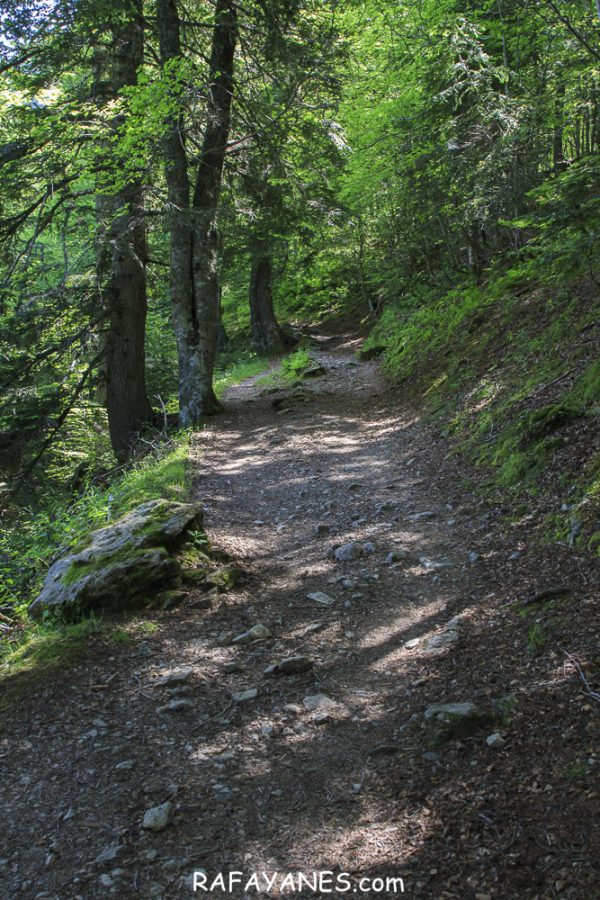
405 638 421 649
157 699 194 713
223 661 244 674
232 688 258 703
284 704 302 715
142 802 174 832
334 542 366 562
385 550 411 564
115 760 135 771
94 845 124 865
303 693 337 711
307 591 336 607
486 732 506 749
264 656 313 676
153 668 194 688
426 631 459 650
314 524 331 536
233 624 272 644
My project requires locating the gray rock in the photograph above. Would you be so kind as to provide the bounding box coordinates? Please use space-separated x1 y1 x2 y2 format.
404 638 421 649
426 631 459 650
153 668 194 688
223 661 244 674
283 703 302 715
29 500 204 620
264 656 313 676
486 732 506 748
94 846 124 866
385 550 411 564
142 801 174 832
232 688 258 703
424 702 492 743
306 590 336 607
303 693 337 711
115 760 135 771
419 556 452 571
334 542 366 562
157 700 194 713
232 624 272 645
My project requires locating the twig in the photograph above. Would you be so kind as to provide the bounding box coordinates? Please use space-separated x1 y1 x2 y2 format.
563 650 600 705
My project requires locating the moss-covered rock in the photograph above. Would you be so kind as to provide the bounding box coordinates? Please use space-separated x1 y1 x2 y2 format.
28 500 204 620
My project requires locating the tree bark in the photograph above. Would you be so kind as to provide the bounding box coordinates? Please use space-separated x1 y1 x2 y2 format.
157 0 236 425
249 241 287 353
97 0 151 459
156 0 200 427
189 0 237 416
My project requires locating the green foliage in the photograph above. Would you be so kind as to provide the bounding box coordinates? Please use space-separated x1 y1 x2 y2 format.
280 347 313 380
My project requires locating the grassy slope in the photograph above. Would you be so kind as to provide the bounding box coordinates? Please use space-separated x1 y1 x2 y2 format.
0 353 271 692
365 270 600 552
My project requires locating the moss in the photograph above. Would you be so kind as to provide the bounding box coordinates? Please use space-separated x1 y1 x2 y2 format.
62 545 159 586
517 403 579 449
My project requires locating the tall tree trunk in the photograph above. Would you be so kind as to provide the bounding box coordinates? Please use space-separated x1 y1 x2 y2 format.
189 0 237 416
97 0 151 459
249 241 286 352
157 0 236 424
156 0 200 427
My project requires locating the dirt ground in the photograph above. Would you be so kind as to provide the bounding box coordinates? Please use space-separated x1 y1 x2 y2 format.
1 334 599 900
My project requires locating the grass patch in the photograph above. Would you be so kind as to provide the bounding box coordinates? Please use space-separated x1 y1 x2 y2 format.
214 353 270 398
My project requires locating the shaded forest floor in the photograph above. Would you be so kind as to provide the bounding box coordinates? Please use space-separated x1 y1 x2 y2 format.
2 334 599 899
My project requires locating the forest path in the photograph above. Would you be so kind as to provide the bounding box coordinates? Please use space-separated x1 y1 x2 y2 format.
2 334 597 899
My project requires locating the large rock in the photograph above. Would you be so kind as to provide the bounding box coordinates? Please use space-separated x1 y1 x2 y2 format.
29 500 204 620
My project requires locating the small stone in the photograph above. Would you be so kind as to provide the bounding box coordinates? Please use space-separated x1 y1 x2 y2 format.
426 631 459 650
363 542 375 554
341 578 356 589
142 802 174 832
307 591 336 607
261 725 274 736
154 668 194 688
334 542 366 562
216 631 234 646
303 693 337 711
232 624 272 645
95 845 124 866
157 699 194 713
223 661 244 674
99 874 113 888
468 551 481 564
314 524 331 537
486 732 506 749
405 638 421 649
385 550 411 564
232 688 258 703
264 656 313 676
115 760 135 771
284 704 302 715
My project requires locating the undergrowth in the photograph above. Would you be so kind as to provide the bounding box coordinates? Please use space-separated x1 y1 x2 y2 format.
366 161 600 553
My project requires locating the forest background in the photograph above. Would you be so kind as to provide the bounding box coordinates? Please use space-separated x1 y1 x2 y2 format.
0 0 599 631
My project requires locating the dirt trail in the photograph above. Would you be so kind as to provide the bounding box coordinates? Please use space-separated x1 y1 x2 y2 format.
2 335 598 899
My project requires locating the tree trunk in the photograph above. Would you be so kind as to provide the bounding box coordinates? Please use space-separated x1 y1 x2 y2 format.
156 0 201 427
97 0 151 459
189 0 237 416
249 242 286 353
157 0 236 424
